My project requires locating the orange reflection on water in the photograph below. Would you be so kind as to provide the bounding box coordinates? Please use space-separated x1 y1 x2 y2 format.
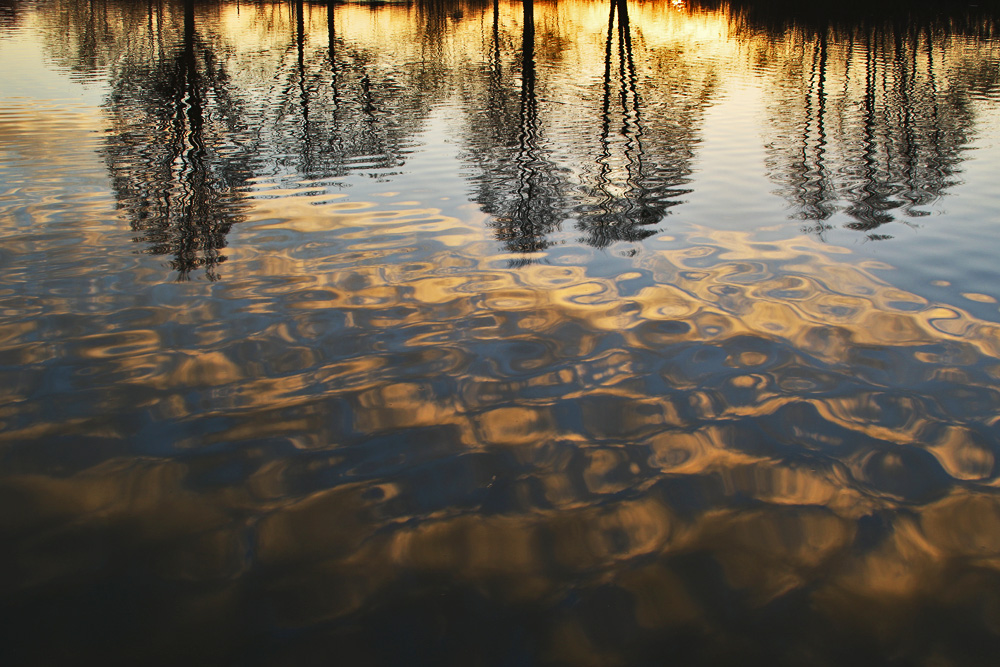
4 0 1000 664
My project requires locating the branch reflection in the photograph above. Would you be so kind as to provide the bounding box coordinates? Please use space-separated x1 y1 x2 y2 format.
263 0 439 184
462 0 567 261
461 0 712 259
26 0 1000 266
752 6 1000 239
577 0 676 248
101 0 256 280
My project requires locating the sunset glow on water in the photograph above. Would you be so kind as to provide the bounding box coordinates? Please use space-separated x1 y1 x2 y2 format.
3 0 1000 663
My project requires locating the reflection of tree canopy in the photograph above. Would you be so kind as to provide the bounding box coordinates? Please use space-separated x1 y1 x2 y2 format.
573 0 710 248
39 0 453 278
704 0 1000 34
101 0 255 279
733 2 1000 239
258 0 447 185
0 0 20 29
33 0 169 74
33 0 257 279
459 0 716 259
458 0 567 259
29 0 1000 266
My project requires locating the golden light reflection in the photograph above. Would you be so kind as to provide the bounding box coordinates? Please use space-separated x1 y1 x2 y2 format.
5 0 1000 663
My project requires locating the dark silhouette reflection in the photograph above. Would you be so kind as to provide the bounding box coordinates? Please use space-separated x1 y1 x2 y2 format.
749 8 1000 239
263 0 444 185
21 0 1000 268
705 0 1000 30
461 0 712 260
102 0 255 279
572 0 715 248
8 2 1000 666
0 0 19 28
461 0 567 261
42 0 450 278
576 0 664 248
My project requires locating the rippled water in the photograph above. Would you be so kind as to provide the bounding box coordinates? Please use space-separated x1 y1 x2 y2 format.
3 0 1000 664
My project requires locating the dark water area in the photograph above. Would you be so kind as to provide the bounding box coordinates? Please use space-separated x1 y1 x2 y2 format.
3 0 1000 664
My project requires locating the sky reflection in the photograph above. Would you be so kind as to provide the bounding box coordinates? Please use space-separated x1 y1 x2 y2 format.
16 0 998 274
3 1 1000 665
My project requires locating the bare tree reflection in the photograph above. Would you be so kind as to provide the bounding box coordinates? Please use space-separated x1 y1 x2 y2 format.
576 0 670 248
101 0 256 279
34 0 1000 267
758 13 999 240
460 0 714 260
262 0 446 185
461 0 567 261
34 0 167 77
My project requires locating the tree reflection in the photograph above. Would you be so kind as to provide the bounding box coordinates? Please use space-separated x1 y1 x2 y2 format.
460 0 713 260
261 0 445 185
31 0 1000 266
101 0 255 279
756 11 999 240
461 0 567 261
576 0 671 248
39 0 456 278
0 0 19 29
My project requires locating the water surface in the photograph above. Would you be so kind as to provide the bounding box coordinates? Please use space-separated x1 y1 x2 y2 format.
3 0 1000 664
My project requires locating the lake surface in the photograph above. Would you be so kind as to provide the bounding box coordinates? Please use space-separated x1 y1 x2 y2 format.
3 0 1000 663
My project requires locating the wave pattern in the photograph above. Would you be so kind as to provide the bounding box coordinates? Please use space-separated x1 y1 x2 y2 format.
3 0 1000 665
5 198 1000 662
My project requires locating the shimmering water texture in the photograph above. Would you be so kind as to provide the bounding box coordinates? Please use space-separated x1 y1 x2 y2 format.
3 0 1000 664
